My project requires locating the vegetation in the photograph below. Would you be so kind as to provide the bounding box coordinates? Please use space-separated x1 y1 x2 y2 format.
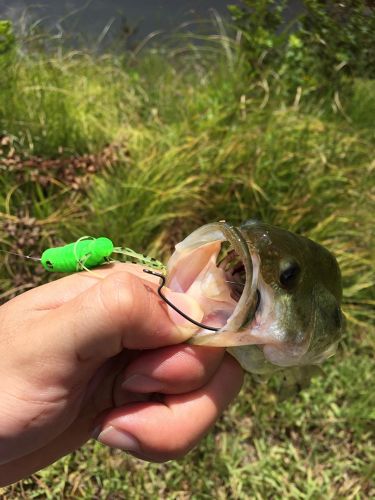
230 0 375 98
0 2 374 498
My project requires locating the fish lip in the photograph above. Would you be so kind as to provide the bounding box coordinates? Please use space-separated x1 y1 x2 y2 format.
167 221 259 333
217 222 259 332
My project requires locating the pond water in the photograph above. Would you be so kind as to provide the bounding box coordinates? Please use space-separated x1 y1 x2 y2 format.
0 1 303 46
0 0 243 44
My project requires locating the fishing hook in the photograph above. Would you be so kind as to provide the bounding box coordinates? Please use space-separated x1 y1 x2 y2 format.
143 269 220 332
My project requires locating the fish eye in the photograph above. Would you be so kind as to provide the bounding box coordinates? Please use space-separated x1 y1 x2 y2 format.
46 260 54 270
279 260 301 288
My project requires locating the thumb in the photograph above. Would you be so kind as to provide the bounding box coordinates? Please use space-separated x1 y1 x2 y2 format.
8 271 204 385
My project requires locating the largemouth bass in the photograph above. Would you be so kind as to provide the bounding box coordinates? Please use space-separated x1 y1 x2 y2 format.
166 220 344 390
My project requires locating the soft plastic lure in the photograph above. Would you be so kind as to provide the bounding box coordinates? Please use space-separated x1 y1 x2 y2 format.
3 237 166 273
42 237 114 272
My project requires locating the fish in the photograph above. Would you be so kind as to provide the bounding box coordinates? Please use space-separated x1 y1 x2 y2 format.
166 220 344 393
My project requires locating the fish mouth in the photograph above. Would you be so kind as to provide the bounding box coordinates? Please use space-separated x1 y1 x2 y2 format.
166 221 264 346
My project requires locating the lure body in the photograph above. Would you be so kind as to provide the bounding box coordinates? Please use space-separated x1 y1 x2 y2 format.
4 236 166 273
41 237 114 272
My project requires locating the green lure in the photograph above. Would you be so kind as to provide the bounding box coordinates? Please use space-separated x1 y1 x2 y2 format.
38 237 166 273
41 237 114 272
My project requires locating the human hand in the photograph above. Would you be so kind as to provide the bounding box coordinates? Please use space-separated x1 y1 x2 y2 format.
0 264 243 486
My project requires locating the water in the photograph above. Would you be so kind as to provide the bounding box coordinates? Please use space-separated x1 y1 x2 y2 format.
0 0 241 45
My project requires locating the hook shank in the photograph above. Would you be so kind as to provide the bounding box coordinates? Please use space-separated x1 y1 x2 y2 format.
143 269 219 332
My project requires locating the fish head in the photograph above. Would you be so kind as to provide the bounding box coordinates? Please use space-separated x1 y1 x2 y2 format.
166 220 344 375
236 220 344 369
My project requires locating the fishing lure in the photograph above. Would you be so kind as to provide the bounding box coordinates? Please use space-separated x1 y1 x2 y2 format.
42 237 114 272
2 237 166 273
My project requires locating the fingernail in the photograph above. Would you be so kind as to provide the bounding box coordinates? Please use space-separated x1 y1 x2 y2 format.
96 426 140 453
121 374 164 393
164 290 204 331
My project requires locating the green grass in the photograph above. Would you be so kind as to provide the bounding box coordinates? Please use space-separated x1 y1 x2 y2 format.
0 25 374 499
1 52 140 156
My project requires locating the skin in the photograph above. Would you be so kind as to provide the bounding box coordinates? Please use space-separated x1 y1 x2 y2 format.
0 263 243 486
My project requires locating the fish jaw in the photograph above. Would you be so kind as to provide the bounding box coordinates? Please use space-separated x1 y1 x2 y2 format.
188 266 278 348
166 221 259 339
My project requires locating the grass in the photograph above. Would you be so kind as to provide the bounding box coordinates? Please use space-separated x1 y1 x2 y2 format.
0 22 374 499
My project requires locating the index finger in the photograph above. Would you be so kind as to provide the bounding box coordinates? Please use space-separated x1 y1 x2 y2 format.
7 262 158 312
